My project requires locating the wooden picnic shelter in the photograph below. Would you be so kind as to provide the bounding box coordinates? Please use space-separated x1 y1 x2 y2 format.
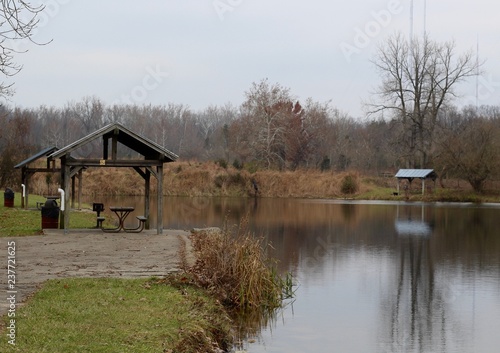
14 146 61 209
395 169 437 195
49 123 178 234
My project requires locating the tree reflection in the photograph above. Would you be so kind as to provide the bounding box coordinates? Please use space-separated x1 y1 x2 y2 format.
380 204 466 352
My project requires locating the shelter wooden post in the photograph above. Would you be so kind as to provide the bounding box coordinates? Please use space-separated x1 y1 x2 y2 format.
144 169 151 230
71 174 76 209
21 172 27 209
134 166 152 230
157 165 163 235
78 169 83 209
70 167 84 210
60 157 71 231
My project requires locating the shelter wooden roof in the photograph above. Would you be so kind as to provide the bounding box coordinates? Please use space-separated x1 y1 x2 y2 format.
14 146 58 169
50 123 178 163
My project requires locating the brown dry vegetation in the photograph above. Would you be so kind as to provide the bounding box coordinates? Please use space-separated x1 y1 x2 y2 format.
187 222 293 310
160 220 295 346
24 160 500 201
26 160 366 198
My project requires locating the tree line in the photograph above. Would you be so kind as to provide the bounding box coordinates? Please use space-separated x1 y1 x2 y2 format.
1 32 499 192
1 85 499 193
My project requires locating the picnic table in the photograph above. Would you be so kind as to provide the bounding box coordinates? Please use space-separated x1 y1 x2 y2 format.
102 206 146 233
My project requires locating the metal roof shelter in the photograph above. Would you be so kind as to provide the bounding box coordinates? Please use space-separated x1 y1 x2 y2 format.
14 146 60 209
49 123 178 234
395 169 437 195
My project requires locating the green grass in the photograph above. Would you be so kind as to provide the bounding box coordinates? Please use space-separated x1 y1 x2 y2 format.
356 183 500 203
0 278 232 353
356 186 399 200
0 193 106 237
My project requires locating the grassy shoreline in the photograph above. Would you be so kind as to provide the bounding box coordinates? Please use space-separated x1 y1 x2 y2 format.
0 200 292 352
1 278 233 353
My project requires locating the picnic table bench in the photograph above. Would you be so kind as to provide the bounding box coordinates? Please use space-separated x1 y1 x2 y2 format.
101 206 147 233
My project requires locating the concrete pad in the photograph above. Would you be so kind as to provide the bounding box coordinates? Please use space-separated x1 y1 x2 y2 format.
0 228 195 316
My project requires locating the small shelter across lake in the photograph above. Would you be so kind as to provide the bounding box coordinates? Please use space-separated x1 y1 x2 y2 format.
49 123 178 234
395 169 437 195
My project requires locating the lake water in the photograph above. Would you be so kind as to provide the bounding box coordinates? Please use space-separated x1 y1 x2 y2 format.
86 196 500 352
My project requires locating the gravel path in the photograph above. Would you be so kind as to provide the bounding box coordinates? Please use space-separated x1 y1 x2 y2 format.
0 229 195 317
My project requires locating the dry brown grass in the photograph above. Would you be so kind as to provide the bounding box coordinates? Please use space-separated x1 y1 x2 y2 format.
164 161 254 197
188 218 293 311
24 160 370 198
253 169 363 198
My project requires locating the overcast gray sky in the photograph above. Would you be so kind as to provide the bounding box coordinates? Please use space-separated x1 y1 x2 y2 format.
7 0 500 118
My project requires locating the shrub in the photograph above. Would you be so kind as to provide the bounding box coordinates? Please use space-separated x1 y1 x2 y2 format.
341 173 359 195
214 174 227 188
320 156 331 172
244 161 260 174
232 159 243 170
228 172 245 186
215 159 228 169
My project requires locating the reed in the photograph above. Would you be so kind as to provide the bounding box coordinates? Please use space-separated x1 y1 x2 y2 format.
188 217 294 311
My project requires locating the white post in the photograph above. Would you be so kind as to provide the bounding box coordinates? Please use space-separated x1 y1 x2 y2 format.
58 188 65 211
58 188 66 234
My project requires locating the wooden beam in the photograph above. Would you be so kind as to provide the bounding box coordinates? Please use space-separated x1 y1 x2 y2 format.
65 159 161 167
133 166 147 179
103 136 109 160
112 134 118 160
19 168 61 173
69 166 85 178
146 166 158 178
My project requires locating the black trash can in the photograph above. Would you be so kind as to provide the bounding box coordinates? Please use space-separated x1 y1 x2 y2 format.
41 199 60 229
4 188 14 207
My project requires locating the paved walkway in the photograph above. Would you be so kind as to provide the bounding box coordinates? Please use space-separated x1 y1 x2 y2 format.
0 229 195 317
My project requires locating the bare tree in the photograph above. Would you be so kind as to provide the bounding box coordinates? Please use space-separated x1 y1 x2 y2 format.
0 0 46 96
370 33 479 168
240 79 293 169
435 107 500 192
298 99 335 169
195 103 237 160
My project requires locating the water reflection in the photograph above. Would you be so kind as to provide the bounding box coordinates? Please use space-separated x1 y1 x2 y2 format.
83 196 500 352
394 204 432 237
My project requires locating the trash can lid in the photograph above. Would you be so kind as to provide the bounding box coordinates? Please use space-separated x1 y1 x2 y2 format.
44 199 58 208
